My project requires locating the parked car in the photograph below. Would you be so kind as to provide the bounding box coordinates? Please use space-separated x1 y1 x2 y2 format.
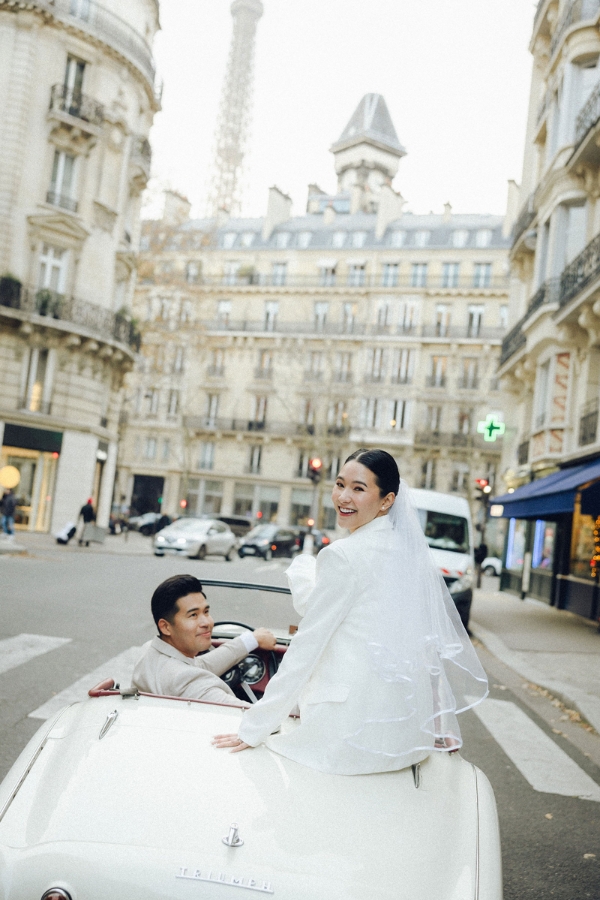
410 489 475 629
238 524 301 560
482 556 502 577
128 511 163 535
154 517 237 560
205 514 254 538
297 526 332 552
0 578 502 899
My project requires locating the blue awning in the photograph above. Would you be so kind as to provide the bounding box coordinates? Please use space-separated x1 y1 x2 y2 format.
492 458 600 519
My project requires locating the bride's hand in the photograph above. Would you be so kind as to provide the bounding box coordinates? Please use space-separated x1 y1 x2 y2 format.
212 733 251 753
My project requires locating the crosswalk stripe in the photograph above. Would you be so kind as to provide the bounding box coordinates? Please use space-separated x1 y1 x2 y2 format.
0 634 71 676
474 698 600 802
28 645 144 720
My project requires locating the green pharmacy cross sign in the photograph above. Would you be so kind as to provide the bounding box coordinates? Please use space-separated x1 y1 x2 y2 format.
477 415 506 442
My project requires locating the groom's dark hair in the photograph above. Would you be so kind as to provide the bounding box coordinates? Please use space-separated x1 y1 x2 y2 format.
151 574 205 629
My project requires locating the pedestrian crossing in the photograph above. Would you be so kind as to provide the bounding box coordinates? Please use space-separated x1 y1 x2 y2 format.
0 633 599 803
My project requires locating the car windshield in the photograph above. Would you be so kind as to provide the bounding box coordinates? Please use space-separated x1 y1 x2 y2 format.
246 524 277 541
169 518 210 533
417 509 470 554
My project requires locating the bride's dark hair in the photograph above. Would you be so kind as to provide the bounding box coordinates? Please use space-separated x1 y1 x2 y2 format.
345 448 400 497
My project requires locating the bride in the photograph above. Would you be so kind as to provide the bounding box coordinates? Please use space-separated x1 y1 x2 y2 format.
213 449 488 775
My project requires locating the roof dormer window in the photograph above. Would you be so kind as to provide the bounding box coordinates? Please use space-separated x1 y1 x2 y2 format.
452 230 469 248
352 231 367 248
275 232 291 249
475 229 493 248
241 232 255 248
332 231 346 248
414 230 430 248
297 231 312 248
222 232 236 249
390 230 406 248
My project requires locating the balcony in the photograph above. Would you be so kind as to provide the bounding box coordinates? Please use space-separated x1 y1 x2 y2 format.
254 367 273 380
558 232 600 309
206 365 225 378
512 193 536 245
579 398 599 446
390 374 412 385
575 82 600 149
0 283 140 351
457 378 480 390
49 84 104 128
332 372 352 383
414 431 498 451
20 399 52 416
183 416 313 437
550 0 600 59
46 190 78 213
192 272 510 291
425 376 446 388
499 278 560 366
204 319 505 341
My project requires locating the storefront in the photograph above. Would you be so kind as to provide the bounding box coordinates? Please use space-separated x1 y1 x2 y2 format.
0 424 62 531
492 458 600 620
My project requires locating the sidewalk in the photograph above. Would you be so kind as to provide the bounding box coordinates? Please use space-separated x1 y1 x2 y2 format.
0 530 154 557
470 585 600 734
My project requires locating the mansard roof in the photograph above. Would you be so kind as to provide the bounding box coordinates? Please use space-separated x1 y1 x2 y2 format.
330 94 406 157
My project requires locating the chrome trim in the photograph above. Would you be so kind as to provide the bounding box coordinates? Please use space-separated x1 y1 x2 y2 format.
223 823 244 847
411 762 422 788
99 709 119 739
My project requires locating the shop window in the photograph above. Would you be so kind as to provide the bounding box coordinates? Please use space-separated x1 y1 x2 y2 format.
570 500 596 580
233 482 254 517
532 520 555 570
506 518 527 571
203 480 223 515
258 485 279 521
291 488 312 526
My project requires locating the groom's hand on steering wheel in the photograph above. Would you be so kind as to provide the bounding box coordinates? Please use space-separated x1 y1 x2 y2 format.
253 628 277 650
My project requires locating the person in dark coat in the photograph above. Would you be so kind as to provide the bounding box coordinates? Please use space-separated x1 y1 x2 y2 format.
78 498 96 546
1 489 17 535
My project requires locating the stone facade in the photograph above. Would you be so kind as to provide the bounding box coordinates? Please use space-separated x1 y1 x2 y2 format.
119 95 511 530
0 0 160 531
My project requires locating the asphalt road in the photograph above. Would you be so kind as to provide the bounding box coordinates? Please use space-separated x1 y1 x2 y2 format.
1 539 599 899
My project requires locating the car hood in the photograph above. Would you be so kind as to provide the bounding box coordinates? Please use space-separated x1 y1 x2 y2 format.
428 548 472 579
0 696 485 900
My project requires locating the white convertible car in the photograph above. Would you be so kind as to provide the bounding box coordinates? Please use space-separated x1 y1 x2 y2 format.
0 579 502 900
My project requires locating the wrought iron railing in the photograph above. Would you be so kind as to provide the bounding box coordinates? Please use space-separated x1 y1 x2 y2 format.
49 84 104 127
0 283 140 351
517 440 530 466
512 193 536 244
425 376 447 388
414 431 498 450
575 81 600 146
500 320 527 366
203 319 505 340
551 0 600 58
46 190 78 212
559 231 600 307
196 272 510 290
528 276 560 314
500 278 560 366
457 378 480 390
579 397 599 445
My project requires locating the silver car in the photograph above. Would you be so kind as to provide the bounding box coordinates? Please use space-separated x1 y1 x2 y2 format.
153 517 237 560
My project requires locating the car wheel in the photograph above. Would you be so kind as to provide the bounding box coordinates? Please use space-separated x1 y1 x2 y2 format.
225 546 235 561
140 525 151 536
238 548 245 558
264 548 273 561
154 552 164 557
484 565 497 576
196 544 207 560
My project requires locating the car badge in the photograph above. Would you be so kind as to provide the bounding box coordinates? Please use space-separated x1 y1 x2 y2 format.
177 867 274 894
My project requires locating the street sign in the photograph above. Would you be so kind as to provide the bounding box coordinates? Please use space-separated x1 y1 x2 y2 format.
477 415 506 442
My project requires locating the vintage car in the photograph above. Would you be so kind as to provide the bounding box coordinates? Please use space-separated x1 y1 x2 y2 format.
0 578 502 900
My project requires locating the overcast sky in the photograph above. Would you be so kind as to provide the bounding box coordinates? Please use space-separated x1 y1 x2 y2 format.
144 0 535 220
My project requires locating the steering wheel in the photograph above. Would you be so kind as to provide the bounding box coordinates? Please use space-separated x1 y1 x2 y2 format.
213 620 279 698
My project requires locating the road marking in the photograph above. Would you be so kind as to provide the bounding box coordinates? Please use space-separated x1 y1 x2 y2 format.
474 698 600 802
0 634 71 676
28 645 144 720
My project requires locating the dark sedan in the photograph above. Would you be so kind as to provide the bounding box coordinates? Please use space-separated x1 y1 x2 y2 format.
238 524 301 560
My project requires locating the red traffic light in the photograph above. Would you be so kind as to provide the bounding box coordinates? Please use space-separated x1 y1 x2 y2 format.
309 457 322 470
179 499 188 509
475 479 489 489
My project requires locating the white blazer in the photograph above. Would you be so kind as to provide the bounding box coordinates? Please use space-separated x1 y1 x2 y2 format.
238 516 432 775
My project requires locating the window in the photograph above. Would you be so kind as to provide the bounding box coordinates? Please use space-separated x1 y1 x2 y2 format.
306 351 323 380
534 359 551 429
222 232 237 249
451 463 469 493
411 263 428 287
452 230 469 248
389 399 410 431
217 299 231 326
428 356 447 387
421 459 437 490
475 229 493 248
185 261 200 283
399 299 419 332
352 231 367 248
180 300 192 324
241 232 255 248
500 304 508 330
250 396 268 430
162 439 170 462
332 231 346 248
174 346 185 373
64 54 85 94
347 264 366 287
426 405 442 431
233 482 254 517
334 351 352 382
272 262 287 286
257 349 272 377
435 304 450 337
467 304 485 336
414 230 430 247
144 437 157 459
377 301 391 329
203 480 223 515
23 348 51 413
147 389 159 416
360 397 379 429
297 451 310 478
159 298 171 321
390 230 406 248
328 400 347 431
264 300 279 331
248 445 261 474
275 232 290 249
222 261 240 285
473 264 492 288
460 358 479 389
320 265 336 286
297 231 312 249
392 348 414 384
208 348 224 376
48 150 77 211
342 302 356 333
442 262 460 288
198 441 215 470
302 398 315 430
366 347 385 381
291 488 312 526
38 243 67 293
457 408 472 434
206 393 219 425
167 390 179 416
314 301 329 331
381 263 399 287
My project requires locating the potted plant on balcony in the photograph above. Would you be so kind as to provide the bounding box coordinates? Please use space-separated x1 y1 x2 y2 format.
35 288 62 318
0 275 22 309
114 307 141 351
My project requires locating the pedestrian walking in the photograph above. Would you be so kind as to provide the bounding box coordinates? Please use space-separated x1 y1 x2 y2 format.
78 498 96 546
0 488 17 536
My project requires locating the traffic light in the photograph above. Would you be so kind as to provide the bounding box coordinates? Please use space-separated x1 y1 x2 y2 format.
308 457 323 484
474 478 491 501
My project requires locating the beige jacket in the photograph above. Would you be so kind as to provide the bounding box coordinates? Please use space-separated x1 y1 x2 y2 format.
132 636 250 705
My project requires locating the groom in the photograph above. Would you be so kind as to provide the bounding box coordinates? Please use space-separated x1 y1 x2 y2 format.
132 574 276 705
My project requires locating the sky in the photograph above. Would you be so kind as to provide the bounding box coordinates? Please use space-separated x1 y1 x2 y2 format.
143 0 536 221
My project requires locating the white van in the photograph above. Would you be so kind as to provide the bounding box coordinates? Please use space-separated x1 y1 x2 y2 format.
409 488 475 628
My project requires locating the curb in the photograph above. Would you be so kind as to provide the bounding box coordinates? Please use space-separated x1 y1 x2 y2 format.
470 619 600 735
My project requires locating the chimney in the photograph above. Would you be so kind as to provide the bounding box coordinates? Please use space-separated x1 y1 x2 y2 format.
323 203 336 226
375 185 406 239
307 183 326 214
443 202 452 223
163 190 191 225
262 186 292 241
503 179 521 238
